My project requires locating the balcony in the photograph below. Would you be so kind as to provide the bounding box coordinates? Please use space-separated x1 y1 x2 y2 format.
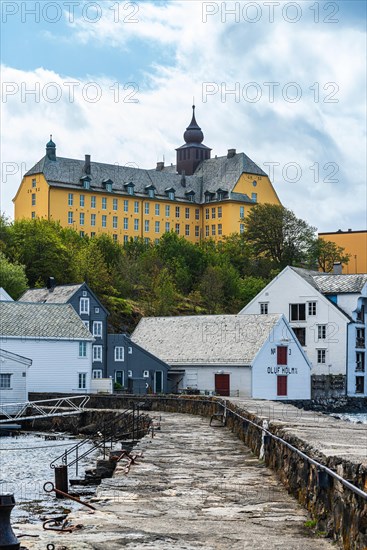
356 338 365 349
356 364 365 373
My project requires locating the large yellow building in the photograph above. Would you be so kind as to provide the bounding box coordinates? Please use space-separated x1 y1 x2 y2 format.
13 107 281 243
319 230 367 274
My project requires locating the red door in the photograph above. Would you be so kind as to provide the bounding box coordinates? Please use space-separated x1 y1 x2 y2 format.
277 375 287 396
215 374 230 396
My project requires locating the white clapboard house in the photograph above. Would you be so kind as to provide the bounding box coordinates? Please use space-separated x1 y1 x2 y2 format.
0 349 32 414
239 266 367 397
0 301 94 394
132 314 311 400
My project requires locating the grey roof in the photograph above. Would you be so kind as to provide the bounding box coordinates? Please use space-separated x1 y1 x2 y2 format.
290 267 327 291
19 284 83 304
290 267 367 294
0 302 94 340
0 348 32 365
24 151 267 205
132 314 282 366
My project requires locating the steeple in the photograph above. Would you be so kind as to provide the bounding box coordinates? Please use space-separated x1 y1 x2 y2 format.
176 106 211 176
46 135 56 161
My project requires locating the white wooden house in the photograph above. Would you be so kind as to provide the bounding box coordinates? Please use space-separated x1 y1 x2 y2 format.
132 314 311 400
0 349 32 414
239 267 367 397
0 302 94 394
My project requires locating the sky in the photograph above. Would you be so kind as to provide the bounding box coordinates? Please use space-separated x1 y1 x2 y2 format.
1 0 366 232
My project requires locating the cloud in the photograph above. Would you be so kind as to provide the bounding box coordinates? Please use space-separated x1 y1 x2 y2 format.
1 1 366 232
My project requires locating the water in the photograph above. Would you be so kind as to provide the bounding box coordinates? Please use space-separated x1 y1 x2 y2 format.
332 412 367 424
0 432 101 522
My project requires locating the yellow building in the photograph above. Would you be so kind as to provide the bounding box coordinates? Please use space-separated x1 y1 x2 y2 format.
13 107 281 243
319 230 367 274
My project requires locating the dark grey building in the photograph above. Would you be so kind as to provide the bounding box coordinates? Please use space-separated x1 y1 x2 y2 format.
107 334 169 394
19 281 109 379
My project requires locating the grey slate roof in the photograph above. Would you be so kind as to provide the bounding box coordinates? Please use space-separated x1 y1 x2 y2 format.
290 267 367 294
132 314 282 366
19 284 83 304
25 151 267 204
0 302 93 340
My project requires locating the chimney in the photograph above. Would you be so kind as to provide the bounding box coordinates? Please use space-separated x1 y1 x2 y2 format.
84 154 91 175
333 262 342 275
47 277 56 292
156 161 164 171
181 170 186 187
227 148 236 159
348 228 352 232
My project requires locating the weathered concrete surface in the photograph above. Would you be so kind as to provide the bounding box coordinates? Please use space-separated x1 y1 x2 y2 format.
20 412 336 549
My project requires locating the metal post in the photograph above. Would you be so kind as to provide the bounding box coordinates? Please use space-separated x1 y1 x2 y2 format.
75 445 78 477
0 494 20 550
54 466 68 499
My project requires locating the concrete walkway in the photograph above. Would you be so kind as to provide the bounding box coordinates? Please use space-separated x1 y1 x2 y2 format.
21 412 337 549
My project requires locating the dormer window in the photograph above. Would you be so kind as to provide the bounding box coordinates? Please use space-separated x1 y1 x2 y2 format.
80 175 91 190
204 191 214 203
102 179 113 193
165 187 175 201
124 182 134 196
185 190 195 203
145 184 155 198
216 188 226 201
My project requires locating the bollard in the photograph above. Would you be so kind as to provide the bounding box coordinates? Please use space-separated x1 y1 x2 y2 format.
54 465 68 499
0 494 20 550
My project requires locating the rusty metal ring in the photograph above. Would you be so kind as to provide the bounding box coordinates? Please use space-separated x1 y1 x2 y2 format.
43 482 55 493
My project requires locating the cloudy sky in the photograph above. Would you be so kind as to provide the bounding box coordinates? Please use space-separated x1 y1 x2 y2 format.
1 0 366 232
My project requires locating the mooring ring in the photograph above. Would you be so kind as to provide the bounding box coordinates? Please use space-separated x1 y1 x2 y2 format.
43 482 55 493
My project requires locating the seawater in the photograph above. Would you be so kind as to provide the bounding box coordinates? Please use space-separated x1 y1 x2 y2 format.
331 412 367 424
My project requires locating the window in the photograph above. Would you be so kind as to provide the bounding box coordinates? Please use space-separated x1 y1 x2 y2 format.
102 197 107 210
251 193 257 202
165 205 170 217
93 345 102 362
80 213 84 225
0 374 11 389
128 347 132 354
145 202 150 214
78 373 87 389
127 185 134 196
79 297 89 315
124 218 128 230
128 370 132 377
211 225 216 236
93 370 102 379
218 224 222 236
91 196 96 208
80 194 85 207
102 215 107 228
185 207 190 219
195 226 200 237
91 232 96 238
293 327 306 346
32 178 36 188
124 200 128 212
175 223 180 234
195 208 200 220
168 191 175 200
143 370 149 378
175 206 180 218
212 207 216 219
68 212 73 225
155 238 159 244
356 328 365 348
83 291 87 296
32 193 36 206
124 235 128 243
68 193 73 206
155 221 160 233
205 208 209 220
356 352 365 372
277 346 288 365
82 320 90 330
115 346 124 361
113 198 118 211
134 219 139 231
134 201 139 213
144 220 149 232
260 303 268 315
356 376 364 394
115 371 124 385
148 188 155 198
31 211 36 219
185 224 190 236
165 222 170 233
79 341 87 357
308 302 317 316
80 231 85 237
144 237 150 245
277 376 287 396
218 207 222 218
290 304 306 321
94 306 100 314
91 214 96 226
240 206 245 218
205 225 209 237
93 321 102 338
84 179 90 190
317 349 326 364
240 224 245 234
155 204 160 216
318 325 327 340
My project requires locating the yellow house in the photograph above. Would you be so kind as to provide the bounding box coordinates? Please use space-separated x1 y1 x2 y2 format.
13 107 281 243
319 230 367 274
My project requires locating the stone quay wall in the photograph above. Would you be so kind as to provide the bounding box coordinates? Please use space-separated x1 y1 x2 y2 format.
28 393 367 549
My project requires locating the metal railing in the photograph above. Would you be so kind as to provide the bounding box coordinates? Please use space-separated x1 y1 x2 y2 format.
0 396 90 423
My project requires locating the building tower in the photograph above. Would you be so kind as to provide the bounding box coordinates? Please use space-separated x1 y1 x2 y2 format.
176 106 211 176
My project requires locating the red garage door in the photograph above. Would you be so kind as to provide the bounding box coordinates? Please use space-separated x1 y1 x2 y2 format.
215 374 230 396
277 375 288 396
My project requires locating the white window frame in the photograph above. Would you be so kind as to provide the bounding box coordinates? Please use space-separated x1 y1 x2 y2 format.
80 212 84 225
78 372 87 389
134 201 139 213
260 303 268 315
113 216 118 229
93 369 103 379
144 220 149 232
82 320 90 330
165 222 170 233
113 198 118 211
102 197 107 210
155 221 160 233
134 219 139 231
80 194 85 207
68 193 73 206
80 297 90 315
155 204 160 216
114 346 125 362
124 199 129 212
93 321 103 338
317 349 326 364
68 212 73 225
102 215 107 228
128 347 132 354
124 218 128 230
308 302 317 316
165 205 170 217
317 324 326 340
0 374 12 389
145 202 150 214
143 370 149 378
91 196 96 208
79 341 87 357
93 345 103 362
91 213 96 226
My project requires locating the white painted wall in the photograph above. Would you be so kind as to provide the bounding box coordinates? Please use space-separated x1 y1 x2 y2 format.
179 365 252 397
90 378 113 394
0 338 92 393
0 354 29 413
252 319 311 400
240 268 348 376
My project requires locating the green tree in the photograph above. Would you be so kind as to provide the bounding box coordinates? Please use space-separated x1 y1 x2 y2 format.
0 252 28 298
199 265 225 314
308 238 351 272
151 267 178 316
244 204 316 268
238 276 267 307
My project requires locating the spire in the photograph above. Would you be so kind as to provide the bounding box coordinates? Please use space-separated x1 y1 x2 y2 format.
46 134 56 161
183 105 204 144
